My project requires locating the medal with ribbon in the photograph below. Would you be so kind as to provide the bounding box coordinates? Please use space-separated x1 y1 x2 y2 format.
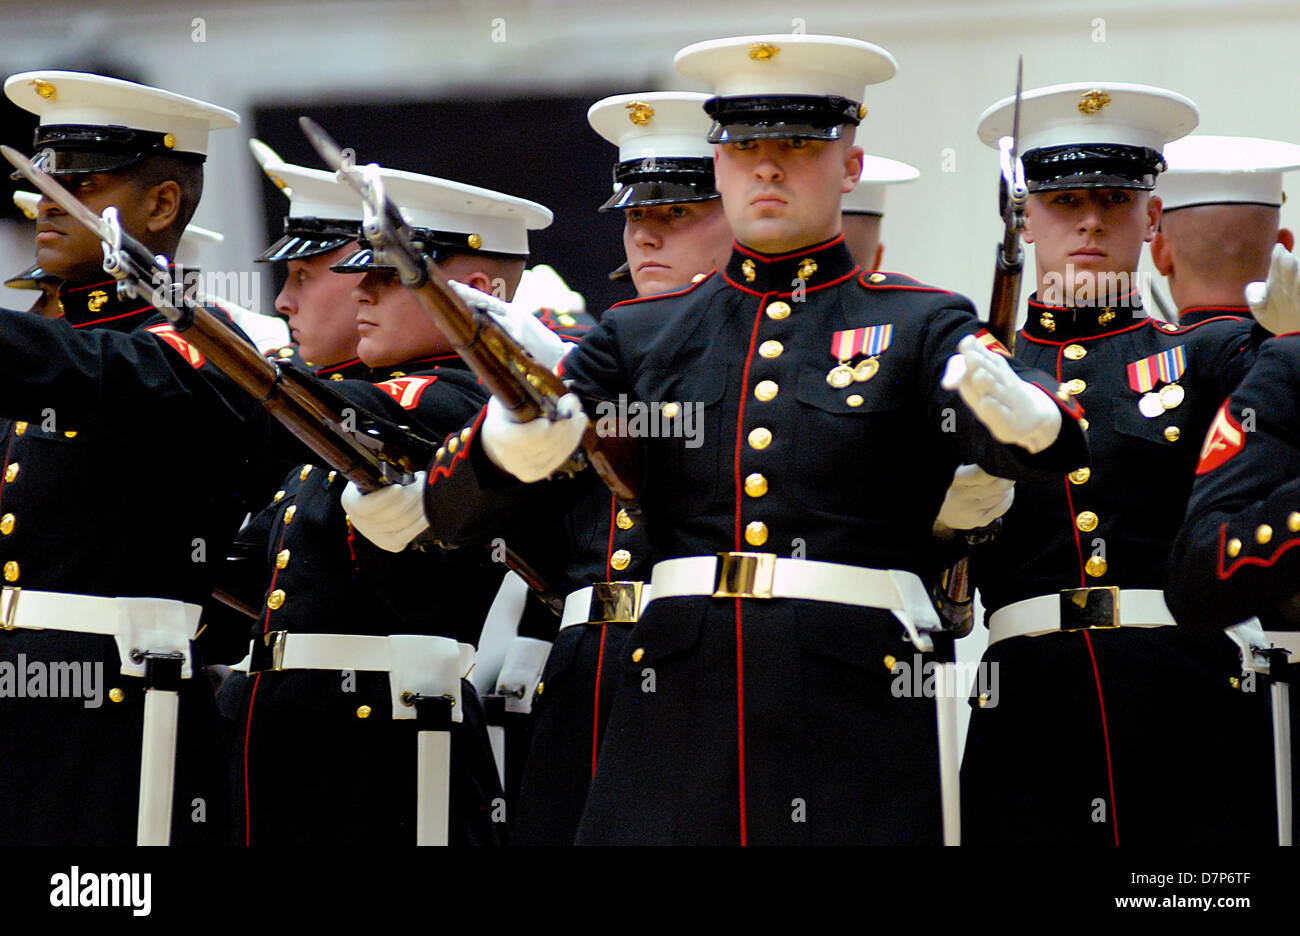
1127 345 1186 418
827 324 893 388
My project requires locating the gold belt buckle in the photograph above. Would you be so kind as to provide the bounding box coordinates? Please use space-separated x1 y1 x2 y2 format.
0 586 19 630
588 581 645 623
713 552 777 599
1058 586 1121 631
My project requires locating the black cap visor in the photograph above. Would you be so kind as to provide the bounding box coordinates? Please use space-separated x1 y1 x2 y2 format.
704 95 861 144
600 156 718 211
256 218 360 263
1024 144 1166 193
4 263 52 289
11 124 204 180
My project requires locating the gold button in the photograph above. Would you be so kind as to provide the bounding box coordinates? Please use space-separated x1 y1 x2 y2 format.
754 380 779 402
1079 418 1090 431
765 301 791 320
661 402 680 419
691 273 707 284
1256 524 1273 545
744 473 768 498
846 394 864 407
1076 510 1099 532
4 463 18 483
869 272 887 284
1227 538 1242 558
1163 426 1181 442
13 421 26 435
163 132 176 149
1068 467 1091 485
1066 378 1087 395
329 373 344 381
616 508 634 530
748 427 772 450
0 514 14 536
468 233 483 250
63 430 77 439
1064 343 1087 360
356 705 371 719
1084 555 1107 578
299 465 312 481
1289 512 1300 533
460 427 472 444
436 447 446 462
327 470 337 484
611 549 631 571
536 681 544 695
1229 676 1241 690
744 521 769 546
631 647 644 663
3 560 18 582
978 693 990 707
267 589 286 610
882 654 898 672
448 437 459 454
283 505 296 524
759 340 784 359
273 490 285 502
278 347 295 359
276 549 290 570
108 688 125 704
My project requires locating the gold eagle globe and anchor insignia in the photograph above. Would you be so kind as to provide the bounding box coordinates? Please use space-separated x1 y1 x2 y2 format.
86 290 110 313
797 258 818 281
625 101 655 126
1078 90 1112 115
748 42 779 61
741 258 756 282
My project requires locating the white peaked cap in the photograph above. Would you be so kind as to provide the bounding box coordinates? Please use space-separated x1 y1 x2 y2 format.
6 70 238 156
588 92 715 161
843 155 919 215
675 34 896 101
1158 135 1300 211
979 82 1197 154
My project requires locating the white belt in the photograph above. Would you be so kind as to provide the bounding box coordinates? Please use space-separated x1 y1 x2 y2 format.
0 587 201 678
987 588 1174 646
248 631 475 722
645 553 942 651
560 582 652 629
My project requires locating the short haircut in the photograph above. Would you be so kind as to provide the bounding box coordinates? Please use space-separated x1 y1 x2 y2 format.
131 153 205 249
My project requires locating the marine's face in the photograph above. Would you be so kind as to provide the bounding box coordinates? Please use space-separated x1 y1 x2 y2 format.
36 171 149 284
622 199 733 296
274 245 364 367
353 269 453 367
1024 187 1160 303
713 135 861 254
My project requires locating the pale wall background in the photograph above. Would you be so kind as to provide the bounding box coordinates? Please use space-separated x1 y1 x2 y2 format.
1 0 1297 751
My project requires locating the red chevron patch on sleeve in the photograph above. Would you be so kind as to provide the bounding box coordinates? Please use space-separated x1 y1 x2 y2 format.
145 323 206 369
374 376 438 410
1196 400 1245 476
974 328 1012 357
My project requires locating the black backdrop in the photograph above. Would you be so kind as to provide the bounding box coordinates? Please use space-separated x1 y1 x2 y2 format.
253 87 643 319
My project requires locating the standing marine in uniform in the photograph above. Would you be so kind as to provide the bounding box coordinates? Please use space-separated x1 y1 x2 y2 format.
5 191 62 316
233 167 551 846
0 70 273 845
1152 135 1300 324
413 34 1087 845
963 82 1275 845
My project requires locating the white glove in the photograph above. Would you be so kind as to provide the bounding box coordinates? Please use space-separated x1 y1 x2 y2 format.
481 393 588 483
513 264 587 315
933 463 1014 536
495 636 553 715
1225 618 1271 674
942 334 1062 454
1246 243 1300 336
340 472 429 552
448 279 572 371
